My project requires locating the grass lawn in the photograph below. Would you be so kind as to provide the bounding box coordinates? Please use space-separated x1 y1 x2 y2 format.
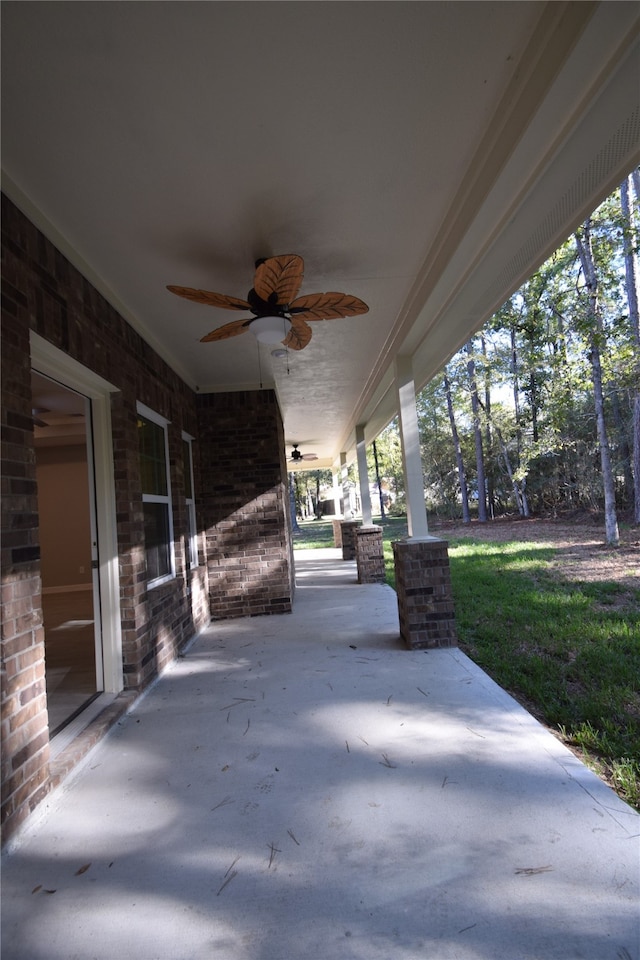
293 517 640 809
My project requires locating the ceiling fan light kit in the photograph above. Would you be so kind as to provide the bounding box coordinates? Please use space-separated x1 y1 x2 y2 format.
168 254 368 352
250 315 292 344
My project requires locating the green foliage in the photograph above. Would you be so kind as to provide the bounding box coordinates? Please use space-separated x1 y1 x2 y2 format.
449 538 640 809
408 173 640 519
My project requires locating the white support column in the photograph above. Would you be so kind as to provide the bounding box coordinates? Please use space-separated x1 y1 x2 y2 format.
355 424 373 525
395 355 431 539
340 452 352 519
332 470 342 517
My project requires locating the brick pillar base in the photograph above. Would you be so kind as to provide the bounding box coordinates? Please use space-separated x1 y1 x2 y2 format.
332 519 343 549
355 526 386 583
340 520 360 560
392 538 457 649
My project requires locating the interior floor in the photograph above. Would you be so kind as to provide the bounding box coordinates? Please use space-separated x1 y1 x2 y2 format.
41 589 98 736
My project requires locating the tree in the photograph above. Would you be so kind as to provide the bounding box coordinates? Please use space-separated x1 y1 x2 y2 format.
288 473 300 533
466 339 488 521
372 440 386 520
367 419 405 515
620 173 640 524
574 219 620 545
443 369 470 523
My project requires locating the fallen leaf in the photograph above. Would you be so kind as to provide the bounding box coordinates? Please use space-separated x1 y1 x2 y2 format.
379 754 397 768
75 863 91 876
31 885 42 894
216 870 238 896
267 842 281 868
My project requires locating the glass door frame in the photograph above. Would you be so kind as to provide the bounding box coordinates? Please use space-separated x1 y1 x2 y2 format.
31 333 123 695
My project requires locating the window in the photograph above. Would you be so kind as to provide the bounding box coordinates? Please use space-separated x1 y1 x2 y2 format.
137 403 175 586
182 433 198 569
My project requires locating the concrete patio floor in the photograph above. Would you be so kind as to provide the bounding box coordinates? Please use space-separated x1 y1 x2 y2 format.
2 548 639 960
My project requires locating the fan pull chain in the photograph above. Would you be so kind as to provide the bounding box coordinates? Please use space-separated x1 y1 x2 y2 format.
257 340 263 389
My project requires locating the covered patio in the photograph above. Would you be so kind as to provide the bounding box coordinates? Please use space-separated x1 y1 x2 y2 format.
2 0 639 879
2 548 638 960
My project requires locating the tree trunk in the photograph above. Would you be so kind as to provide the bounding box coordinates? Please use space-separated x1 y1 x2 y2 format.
493 421 529 517
289 473 300 532
608 382 634 507
372 440 386 520
621 175 640 524
575 221 619 545
466 340 488 521
443 372 471 523
481 336 495 518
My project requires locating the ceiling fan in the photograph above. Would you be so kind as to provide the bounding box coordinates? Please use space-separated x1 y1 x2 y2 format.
167 254 368 351
289 444 318 463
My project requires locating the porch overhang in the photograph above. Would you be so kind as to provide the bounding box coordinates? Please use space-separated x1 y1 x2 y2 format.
1 2 639 467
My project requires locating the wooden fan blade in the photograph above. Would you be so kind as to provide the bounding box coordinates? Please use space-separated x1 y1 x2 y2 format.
167 285 249 311
289 292 369 322
200 318 252 342
282 317 312 351
253 255 304 305
302 453 318 461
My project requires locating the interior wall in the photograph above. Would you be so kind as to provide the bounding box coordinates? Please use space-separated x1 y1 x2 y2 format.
35 445 92 589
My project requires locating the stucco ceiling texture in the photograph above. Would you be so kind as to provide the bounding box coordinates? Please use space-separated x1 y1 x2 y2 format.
2 2 639 468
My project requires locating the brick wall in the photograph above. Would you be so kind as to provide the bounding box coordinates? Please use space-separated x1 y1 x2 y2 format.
340 520 360 561
392 538 457 649
1 194 292 840
355 526 386 583
197 390 294 619
332 519 343 548
1 306 51 838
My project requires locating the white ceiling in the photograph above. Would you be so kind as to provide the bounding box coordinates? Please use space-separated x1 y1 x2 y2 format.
2 2 639 469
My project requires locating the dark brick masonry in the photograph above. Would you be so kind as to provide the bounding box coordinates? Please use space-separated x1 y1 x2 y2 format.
1 194 293 842
355 526 386 584
392 538 457 649
340 520 360 561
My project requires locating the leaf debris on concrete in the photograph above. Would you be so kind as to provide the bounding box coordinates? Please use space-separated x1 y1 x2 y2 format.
220 698 256 712
379 754 397 768
216 871 238 896
267 842 281 868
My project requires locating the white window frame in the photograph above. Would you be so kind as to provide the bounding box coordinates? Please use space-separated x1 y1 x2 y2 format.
182 431 198 569
137 401 175 588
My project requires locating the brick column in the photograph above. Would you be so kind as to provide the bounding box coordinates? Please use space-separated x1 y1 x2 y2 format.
340 520 360 560
392 538 457 649
197 390 294 619
355 526 386 583
332 519 343 548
